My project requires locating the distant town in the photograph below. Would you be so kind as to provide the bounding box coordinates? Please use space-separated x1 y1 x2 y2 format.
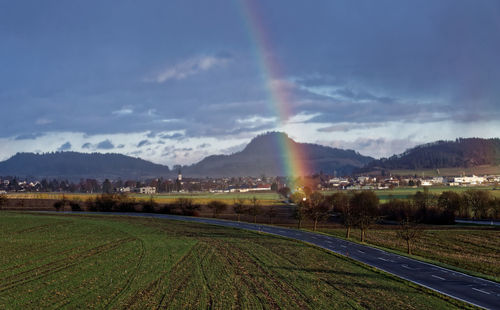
1 171 499 195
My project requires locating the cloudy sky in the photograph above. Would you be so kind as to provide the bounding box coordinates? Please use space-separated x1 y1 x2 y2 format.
1 0 499 166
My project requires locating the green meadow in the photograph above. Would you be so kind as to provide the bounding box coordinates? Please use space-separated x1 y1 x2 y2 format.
0 212 471 309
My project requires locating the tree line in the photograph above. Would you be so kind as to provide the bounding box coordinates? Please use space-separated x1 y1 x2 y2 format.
47 188 499 255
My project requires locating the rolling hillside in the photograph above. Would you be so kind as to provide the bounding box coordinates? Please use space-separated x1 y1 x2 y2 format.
0 152 171 180
362 138 500 173
182 132 373 177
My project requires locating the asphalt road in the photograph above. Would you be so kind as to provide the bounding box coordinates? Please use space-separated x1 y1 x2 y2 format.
456 219 500 226
53 212 500 309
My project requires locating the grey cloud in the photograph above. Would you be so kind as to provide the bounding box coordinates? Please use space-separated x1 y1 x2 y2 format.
197 143 211 149
322 137 421 159
318 123 384 133
161 146 193 157
14 133 45 140
159 133 185 140
96 139 114 150
0 0 497 148
57 141 71 151
137 140 151 147
128 150 142 156
81 142 92 149
220 143 246 155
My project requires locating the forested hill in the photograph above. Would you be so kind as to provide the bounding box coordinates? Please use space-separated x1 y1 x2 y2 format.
363 138 500 171
0 152 171 180
182 132 373 177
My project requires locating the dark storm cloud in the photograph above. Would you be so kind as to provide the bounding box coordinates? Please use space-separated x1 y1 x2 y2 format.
0 0 498 146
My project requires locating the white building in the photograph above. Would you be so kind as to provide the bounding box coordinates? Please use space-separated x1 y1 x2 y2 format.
357 176 370 183
452 175 485 186
421 180 432 186
431 177 444 184
138 186 156 195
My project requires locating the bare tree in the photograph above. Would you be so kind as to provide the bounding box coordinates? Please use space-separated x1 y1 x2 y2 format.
437 191 461 223
350 191 379 242
465 190 491 219
247 196 261 223
207 200 227 218
233 198 246 222
396 200 422 255
266 205 278 224
290 192 307 229
306 192 331 231
329 192 354 238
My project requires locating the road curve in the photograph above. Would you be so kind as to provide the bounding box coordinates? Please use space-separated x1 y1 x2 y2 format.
45 211 500 309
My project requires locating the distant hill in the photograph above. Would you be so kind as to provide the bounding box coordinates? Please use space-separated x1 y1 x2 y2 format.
0 152 171 180
6 135 495 180
182 132 373 177
362 138 500 173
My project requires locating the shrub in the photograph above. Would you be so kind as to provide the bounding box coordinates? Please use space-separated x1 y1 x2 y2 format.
116 195 137 212
206 200 227 218
175 198 200 216
53 200 64 211
69 201 82 211
141 197 158 213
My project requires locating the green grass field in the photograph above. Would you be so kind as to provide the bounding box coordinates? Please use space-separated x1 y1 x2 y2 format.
0 212 471 309
7 186 499 207
6 191 283 206
318 226 500 281
322 186 500 203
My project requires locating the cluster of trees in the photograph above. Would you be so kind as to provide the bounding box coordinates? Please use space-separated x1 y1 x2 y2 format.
290 190 418 251
293 191 380 239
206 197 268 223
381 188 500 223
53 194 270 222
289 188 498 254
50 188 498 254
52 194 157 213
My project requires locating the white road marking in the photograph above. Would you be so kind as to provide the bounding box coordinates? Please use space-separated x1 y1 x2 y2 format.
378 257 395 263
377 257 394 267
432 275 446 280
472 288 490 295
401 264 416 270
357 250 365 254
341 245 347 248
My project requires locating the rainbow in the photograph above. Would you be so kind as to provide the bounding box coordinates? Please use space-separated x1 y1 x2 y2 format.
239 0 311 182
